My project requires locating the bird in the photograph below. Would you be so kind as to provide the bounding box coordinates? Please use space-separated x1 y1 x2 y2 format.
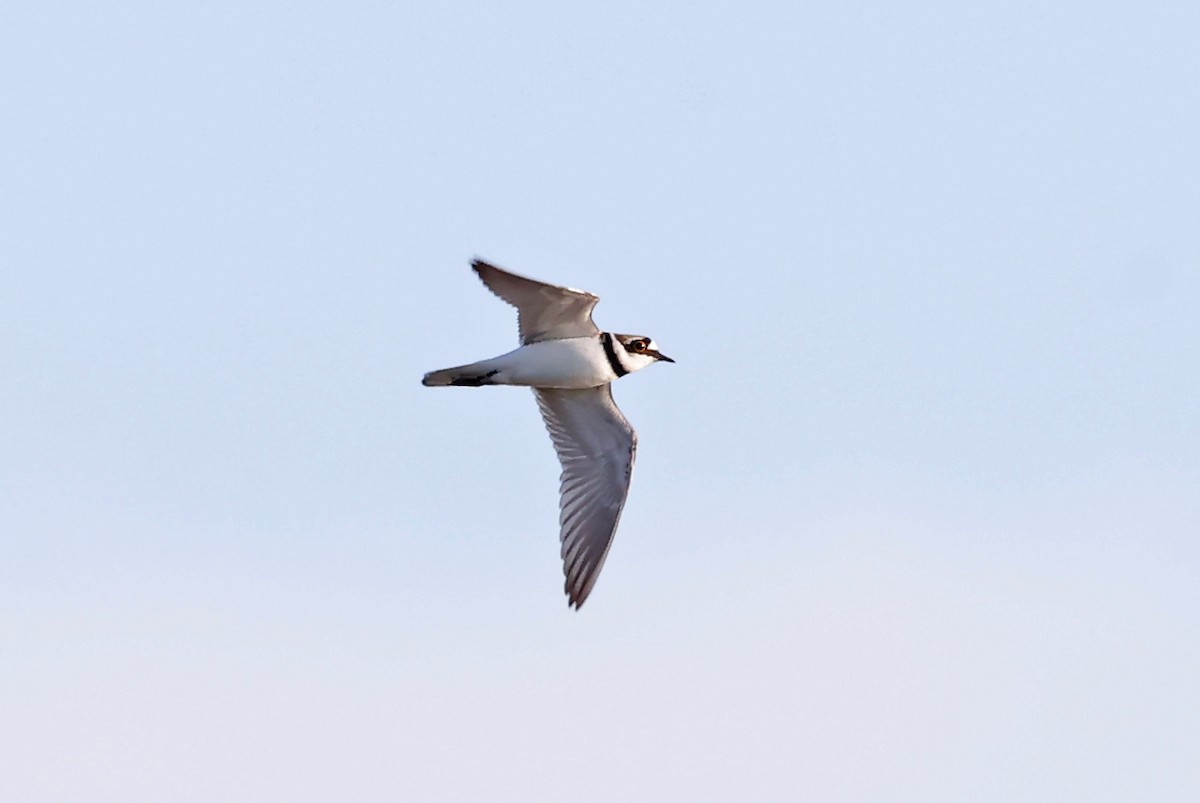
422 258 674 608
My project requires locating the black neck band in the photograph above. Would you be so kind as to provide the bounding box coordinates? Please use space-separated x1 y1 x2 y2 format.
601 333 629 377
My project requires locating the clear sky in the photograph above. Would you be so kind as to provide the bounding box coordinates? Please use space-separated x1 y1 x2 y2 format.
2 2 1198 801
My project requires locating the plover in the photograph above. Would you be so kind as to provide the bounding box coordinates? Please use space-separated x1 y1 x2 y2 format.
423 259 673 608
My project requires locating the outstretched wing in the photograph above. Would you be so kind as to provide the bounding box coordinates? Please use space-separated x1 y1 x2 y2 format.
473 259 600 344
534 386 637 608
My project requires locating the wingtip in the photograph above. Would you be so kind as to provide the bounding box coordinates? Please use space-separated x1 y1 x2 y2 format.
565 581 588 610
471 258 509 287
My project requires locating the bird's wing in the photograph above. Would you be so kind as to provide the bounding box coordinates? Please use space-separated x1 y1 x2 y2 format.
473 259 601 344
534 385 637 608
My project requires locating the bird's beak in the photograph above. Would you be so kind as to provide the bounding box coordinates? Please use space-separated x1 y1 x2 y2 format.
652 351 675 363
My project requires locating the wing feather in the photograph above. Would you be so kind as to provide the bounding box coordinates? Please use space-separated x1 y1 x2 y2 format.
473 259 600 344
534 386 637 608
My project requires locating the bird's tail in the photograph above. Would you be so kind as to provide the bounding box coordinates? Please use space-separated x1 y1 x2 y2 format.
421 360 502 387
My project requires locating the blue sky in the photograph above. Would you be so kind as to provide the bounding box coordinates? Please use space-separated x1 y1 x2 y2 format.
2 2 1198 800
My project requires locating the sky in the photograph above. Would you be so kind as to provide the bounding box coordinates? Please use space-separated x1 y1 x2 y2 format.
2 1 1198 800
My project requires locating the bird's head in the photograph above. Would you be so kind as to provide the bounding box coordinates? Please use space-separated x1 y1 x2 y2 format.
613 333 675 371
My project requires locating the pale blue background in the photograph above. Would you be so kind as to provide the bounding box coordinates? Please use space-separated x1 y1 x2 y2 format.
2 2 1197 801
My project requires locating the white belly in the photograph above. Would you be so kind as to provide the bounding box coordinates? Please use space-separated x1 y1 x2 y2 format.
489 338 613 388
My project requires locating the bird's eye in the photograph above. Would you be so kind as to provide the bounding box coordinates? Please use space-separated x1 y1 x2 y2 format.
632 340 647 352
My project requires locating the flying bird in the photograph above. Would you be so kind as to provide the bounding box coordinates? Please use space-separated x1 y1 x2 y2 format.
422 259 674 608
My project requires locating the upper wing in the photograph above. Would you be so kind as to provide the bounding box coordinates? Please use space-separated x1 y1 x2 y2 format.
534 386 638 608
473 259 600 344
